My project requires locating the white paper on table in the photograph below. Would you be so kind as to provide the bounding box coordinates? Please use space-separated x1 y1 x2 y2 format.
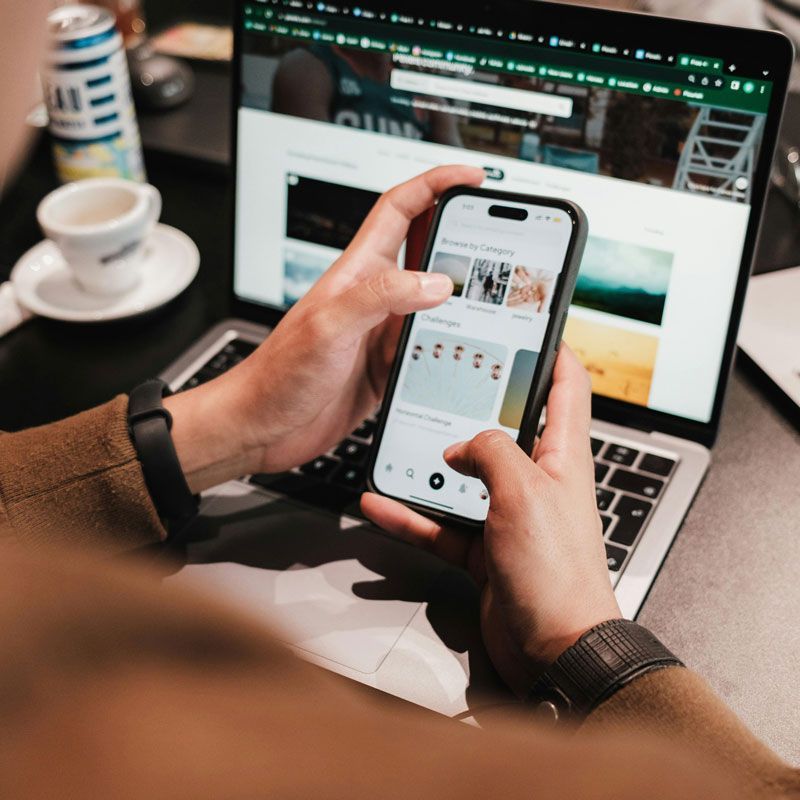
739 266 800 410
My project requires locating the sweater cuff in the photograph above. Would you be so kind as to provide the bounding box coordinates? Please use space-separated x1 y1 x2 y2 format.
0 396 167 553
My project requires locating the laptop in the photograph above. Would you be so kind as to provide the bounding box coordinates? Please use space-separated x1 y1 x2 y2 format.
161 0 792 716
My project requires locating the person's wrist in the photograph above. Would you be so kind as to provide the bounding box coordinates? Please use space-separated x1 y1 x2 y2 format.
523 597 623 672
163 375 269 493
215 362 300 472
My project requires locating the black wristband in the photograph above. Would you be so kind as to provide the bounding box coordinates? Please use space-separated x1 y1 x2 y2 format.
128 379 199 524
527 619 683 722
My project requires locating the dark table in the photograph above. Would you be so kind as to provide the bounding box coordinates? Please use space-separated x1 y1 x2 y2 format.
1 66 799 763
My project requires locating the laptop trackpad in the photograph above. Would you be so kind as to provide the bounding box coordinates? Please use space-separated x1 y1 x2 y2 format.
165 482 447 674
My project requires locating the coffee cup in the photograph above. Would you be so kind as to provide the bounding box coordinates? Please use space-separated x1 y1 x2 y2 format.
37 178 162 296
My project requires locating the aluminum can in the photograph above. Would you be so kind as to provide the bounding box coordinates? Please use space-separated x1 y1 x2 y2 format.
42 4 145 183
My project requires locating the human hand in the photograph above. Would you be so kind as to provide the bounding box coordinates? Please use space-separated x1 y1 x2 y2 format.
164 165 485 491
361 346 621 696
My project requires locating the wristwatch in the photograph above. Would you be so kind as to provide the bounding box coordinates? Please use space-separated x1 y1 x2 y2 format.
127 379 199 524
527 619 683 722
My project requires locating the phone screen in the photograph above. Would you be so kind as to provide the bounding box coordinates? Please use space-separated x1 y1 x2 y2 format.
371 193 576 523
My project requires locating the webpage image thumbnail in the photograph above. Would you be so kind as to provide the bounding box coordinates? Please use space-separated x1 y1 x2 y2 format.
283 248 333 306
285 173 380 251
564 315 660 407
573 236 674 326
282 174 380 304
401 329 507 421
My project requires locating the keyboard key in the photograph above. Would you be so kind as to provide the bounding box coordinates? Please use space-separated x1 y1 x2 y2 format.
590 437 604 456
202 341 256 372
334 439 369 464
639 453 676 476
250 471 361 516
594 461 609 483
595 488 615 512
600 514 612 533
179 367 218 391
605 544 628 572
609 495 653 546
604 444 639 466
330 463 366 491
207 351 233 372
251 471 305 489
608 468 664 499
352 420 376 440
223 340 257 358
300 455 337 479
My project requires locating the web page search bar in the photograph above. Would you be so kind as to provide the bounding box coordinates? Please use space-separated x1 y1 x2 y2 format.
390 70 574 119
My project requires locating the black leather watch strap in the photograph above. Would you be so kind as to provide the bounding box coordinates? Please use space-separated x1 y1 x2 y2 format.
527 619 683 721
127 379 199 523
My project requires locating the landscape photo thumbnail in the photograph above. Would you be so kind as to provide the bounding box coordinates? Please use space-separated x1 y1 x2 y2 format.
564 315 660 407
573 236 674 326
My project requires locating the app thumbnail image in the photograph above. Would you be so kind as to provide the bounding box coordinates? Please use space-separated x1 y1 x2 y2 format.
498 349 540 430
430 251 471 296
574 236 674 326
506 266 557 314
283 248 332 306
465 258 512 305
401 329 508 421
564 316 660 406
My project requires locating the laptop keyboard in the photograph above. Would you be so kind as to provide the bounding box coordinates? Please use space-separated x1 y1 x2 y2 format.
176 337 678 579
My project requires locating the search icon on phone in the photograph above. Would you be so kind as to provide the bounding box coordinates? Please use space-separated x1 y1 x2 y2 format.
405 468 415 479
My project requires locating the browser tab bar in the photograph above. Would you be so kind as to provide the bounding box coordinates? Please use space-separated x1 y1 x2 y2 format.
241 2 773 114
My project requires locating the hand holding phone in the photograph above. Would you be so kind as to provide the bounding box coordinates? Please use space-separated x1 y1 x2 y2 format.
362 347 621 694
368 187 587 526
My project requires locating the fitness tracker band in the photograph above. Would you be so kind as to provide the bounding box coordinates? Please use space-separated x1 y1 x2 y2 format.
127 379 199 524
527 619 684 722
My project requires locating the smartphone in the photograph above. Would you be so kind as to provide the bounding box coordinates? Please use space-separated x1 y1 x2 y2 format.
367 187 587 526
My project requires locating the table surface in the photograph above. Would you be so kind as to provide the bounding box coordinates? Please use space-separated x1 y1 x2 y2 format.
1 66 799 764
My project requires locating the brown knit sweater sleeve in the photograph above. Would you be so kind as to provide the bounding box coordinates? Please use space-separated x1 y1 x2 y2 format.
582 667 800 798
0 396 166 553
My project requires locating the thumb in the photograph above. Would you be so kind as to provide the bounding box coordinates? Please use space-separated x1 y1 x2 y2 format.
319 268 452 343
443 430 541 505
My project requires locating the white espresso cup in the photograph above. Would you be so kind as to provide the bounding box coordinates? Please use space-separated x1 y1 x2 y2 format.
37 178 162 296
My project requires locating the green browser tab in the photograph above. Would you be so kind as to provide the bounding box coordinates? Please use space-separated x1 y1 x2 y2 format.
678 54 723 73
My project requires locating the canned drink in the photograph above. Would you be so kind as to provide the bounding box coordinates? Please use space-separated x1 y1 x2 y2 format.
41 4 145 183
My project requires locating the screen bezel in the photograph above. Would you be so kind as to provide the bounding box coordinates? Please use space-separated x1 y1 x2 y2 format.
367 187 586 526
228 0 794 448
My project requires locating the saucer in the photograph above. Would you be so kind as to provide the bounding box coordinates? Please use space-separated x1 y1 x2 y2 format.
10 224 200 323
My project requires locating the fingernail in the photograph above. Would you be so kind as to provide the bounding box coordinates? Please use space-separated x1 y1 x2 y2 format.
444 441 466 460
418 272 453 297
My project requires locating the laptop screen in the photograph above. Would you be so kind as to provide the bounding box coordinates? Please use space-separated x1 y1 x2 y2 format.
232 0 786 429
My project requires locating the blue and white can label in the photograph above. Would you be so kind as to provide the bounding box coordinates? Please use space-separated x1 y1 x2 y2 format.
42 4 145 183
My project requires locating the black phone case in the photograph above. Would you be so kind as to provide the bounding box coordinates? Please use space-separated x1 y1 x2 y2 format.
366 186 588 529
